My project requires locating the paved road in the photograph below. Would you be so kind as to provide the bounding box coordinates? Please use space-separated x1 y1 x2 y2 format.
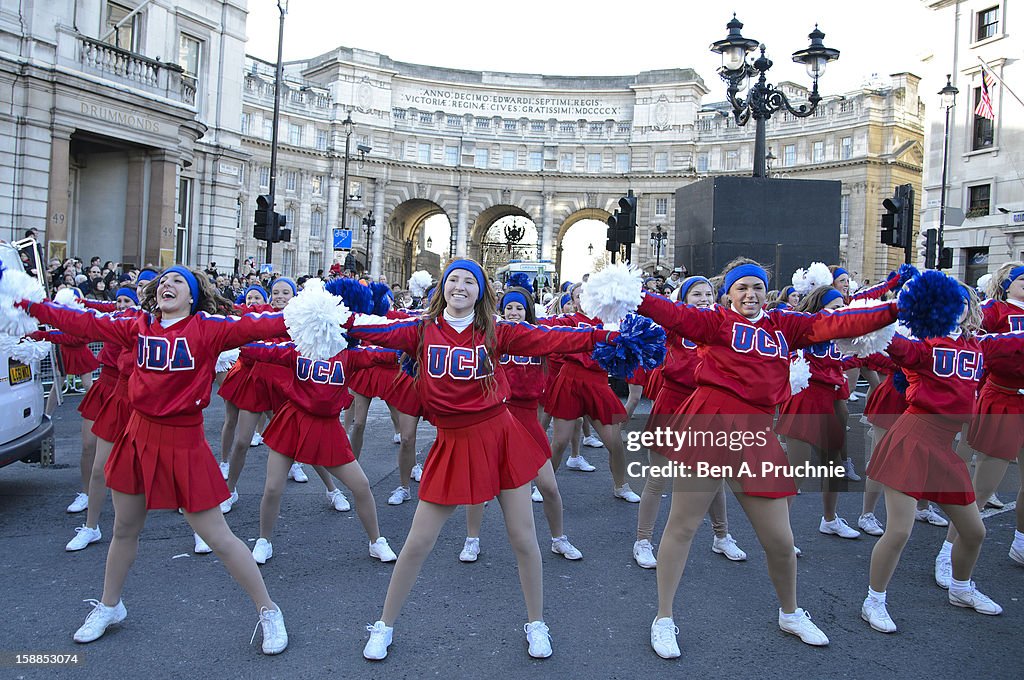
0 390 1020 679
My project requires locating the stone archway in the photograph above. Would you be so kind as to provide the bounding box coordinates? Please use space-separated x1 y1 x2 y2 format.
555 208 611 280
385 198 450 283
469 204 538 273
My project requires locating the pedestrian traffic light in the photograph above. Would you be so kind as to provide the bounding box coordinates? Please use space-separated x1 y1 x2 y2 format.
271 211 290 243
606 212 620 252
616 190 638 244
880 184 914 253
254 194 271 241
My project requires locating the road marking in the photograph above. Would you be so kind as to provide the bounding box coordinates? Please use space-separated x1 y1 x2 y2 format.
981 501 1016 520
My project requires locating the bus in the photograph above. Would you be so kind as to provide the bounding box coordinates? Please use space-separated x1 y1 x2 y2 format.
494 260 557 299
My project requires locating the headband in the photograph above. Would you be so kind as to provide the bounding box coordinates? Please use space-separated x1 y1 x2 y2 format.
959 283 972 301
160 266 200 314
500 290 530 312
724 264 769 293
561 281 574 292
677 276 713 303
821 288 845 306
1002 266 1024 291
115 287 139 305
137 269 158 284
424 286 436 301
242 285 268 303
272 277 297 295
560 293 571 307
441 259 486 301
832 267 849 281
782 286 795 298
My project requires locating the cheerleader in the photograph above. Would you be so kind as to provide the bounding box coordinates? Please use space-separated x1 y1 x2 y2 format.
41 289 98 419
237 340 399 565
863 283 1019 632
460 285 583 563
538 292 588 472
14 267 290 653
634 257 903 658
354 259 627 660
633 277 746 569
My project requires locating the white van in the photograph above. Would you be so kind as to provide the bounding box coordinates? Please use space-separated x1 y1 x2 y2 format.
0 242 53 468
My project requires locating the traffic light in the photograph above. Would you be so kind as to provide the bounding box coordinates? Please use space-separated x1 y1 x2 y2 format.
616 190 638 244
880 184 915 260
271 211 290 243
254 194 271 241
922 228 937 268
606 212 620 253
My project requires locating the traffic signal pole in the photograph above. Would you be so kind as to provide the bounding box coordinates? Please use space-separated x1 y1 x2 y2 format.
265 1 286 267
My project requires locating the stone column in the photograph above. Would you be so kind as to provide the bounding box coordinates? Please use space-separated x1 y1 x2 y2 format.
44 127 74 263
371 178 387 277
456 186 470 257
146 151 179 267
541 191 555 261
122 152 147 265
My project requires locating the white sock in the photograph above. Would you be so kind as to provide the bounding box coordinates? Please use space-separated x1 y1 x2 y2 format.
780 608 803 620
949 577 971 592
938 540 953 558
867 587 886 603
1013 530 1024 548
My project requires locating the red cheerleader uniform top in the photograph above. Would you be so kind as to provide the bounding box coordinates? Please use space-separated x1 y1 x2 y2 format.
537 312 610 374
661 330 701 392
802 341 848 391
637 292 898 410
980 298 1024 333
23 301 285 421
850 275 901 302
240 341 399 417
886 334 983 421
499 354 545 407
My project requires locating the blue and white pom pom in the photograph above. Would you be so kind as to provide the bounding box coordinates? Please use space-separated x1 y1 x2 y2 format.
832 299 897 357
408 271 433 299
896 269 963 339
0 335 51 363
0 262 46 336
591 313 666 379
579 263 643 324
789 351 811 395
283 278 351 360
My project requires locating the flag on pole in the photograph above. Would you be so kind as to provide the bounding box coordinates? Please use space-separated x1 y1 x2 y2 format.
975 71 996 120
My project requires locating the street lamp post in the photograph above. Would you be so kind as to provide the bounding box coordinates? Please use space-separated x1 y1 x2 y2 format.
710 15 839 178
362 210 376 274
937 74 959 271
650 224 667 271
265 0 288 266
339 110 354 266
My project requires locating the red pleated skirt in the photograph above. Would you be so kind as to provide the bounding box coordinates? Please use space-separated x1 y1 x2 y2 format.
506 399 551 457
262 402 356 466
217 360 273 413
626 367 648 386
647 381 694 422
648 387 796 498
91 387 130 442
644 366 665 400
381 370 423 417
105 412 229 512
967 381 1024 461
544 362 626 425
348 364 399 400
60 344 99 376
77 371 115 421
864 379 907 430
867 410 975 505
419 407 548 505
775 381 845 451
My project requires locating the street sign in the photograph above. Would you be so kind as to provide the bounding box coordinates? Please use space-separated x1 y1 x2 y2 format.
333 228 352 249
259 263 273 274
1013 211 1024 224
944 207 965 227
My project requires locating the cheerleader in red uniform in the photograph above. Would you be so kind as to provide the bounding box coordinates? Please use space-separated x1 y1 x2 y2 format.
863 284 1020 633
460 286 583 563
633 277 747 570
238 340 400 565
636 257 903 658
538 292 587 472
42 289 98 418
14 267 290 654
355 259 625 661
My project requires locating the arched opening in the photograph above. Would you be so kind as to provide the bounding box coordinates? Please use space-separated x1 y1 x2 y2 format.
558 218 609 283
384 199 449 285
479 216 539 274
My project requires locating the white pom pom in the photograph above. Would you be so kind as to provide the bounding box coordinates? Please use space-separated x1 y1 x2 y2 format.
976 274 992 292
789 351 811 395
579 262 643 324
0 266 46 336
408 271 433 298
806 262 834 290
0 335 51 363
282 278 351 360
216 348 239 373
831 299 896 357
848 279 861 294
53 288 84 309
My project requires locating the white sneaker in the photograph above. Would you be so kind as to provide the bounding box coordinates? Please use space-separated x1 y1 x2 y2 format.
392 433 401 444
861 597 897 633
843 458 861 481
613 483 641 503
327 489 351 512
220 490 239 514
915 505 949 527
531 486 543 502
250 431 263 447
66 492 88 513
252 606 287 654
794 545 803 557
650 617 681 659
369 537 398 562
778 608 829 646
858 513 885 536
565 455 596 472
219 461 230 480
65 525 102 552
459 537 480 562
934 554 952 589
287 463 308 483
193 532 212 554
524 620 552 658
819 516 861 539
252 538 273 564
1010 544 1024 566
985 494 1005 509
581 435 603 448
712 534 747 561
949 582 1003 615
387 486 411 505
411 463 423 482
847 393 860 402
633 539 658 569
551 535 583 560
73 599 127 643
363 620 393 660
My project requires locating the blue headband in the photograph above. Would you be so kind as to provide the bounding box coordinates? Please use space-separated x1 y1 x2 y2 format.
272 277 297 295
782 286 795 298
959 283 972 301
832 267 849 281
137 270 158 284
242 285 268 303
500 290 530 312
677 276 712 302
160 266 199 314
424 286 436 301
441 259 486 301
561 281 574 292
560 293 571 307
1002 266 1024 291
724 264 769 293
115 287 139 305
821 288 845 306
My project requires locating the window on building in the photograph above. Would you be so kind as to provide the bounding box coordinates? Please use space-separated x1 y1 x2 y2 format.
308 251 322 275
282 247 294 277
418 143 431 164
315 129 328 151
284 208 295 227
559 152 574 172
528 151 543 171
655 198 668 217
812 140 825 163
697 153 709 173
976 6 999 41
587 153 602 172
783 144 797 166
394 140 405 159
289 123 302 146
258 166 270 188
256 244 265 265
175 177 192 264
840 136 853 160
311 174 323 195
285 171 297 192
348 181 362 201
654 152 668 172
310 210 323 238
263 119 273 141
444 145 459 167
178 34 201 79
840 195 850 235
531 121 546 133
240 112 252 135
725 150 739 171
973 87 995 149
502 150 516 170
839 100 853 114
474 148 488 169
504 120 518 132
965 247 990 286
967 184 991 217
105 2 138 51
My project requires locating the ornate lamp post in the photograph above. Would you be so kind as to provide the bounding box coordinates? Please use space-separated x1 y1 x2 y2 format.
710 15 839 178
937 74 959 269
339 110 354 250
649 224 667 271
362 210 375 274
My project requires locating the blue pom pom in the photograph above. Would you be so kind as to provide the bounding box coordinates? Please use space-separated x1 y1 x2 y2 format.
897 270 963 339
234 293 245 306
324 277 373 314
369 282 393 316
892 369 908 394
400 353 418 378
591 314 667 378
507 272 534 294
897 263 919 287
